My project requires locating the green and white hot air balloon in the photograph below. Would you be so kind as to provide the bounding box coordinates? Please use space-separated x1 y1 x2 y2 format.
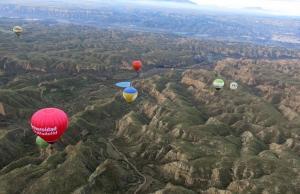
36 136 49 149
213 79 224 90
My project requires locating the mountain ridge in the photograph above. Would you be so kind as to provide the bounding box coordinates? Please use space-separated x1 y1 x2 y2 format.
0 2 299 48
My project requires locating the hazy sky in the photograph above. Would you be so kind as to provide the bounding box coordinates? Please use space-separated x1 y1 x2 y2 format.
190 0 300 16
3 0 300 16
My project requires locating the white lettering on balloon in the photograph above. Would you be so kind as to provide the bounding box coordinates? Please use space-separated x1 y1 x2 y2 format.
31 124 58 136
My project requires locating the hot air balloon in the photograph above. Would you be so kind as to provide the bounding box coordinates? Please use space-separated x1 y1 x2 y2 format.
115 81 131 88
213 79 224 90
36 136 49 148
31 108 68 143
230 82 238 90
123 87 138 103
13 26 23 37
132 60 142 72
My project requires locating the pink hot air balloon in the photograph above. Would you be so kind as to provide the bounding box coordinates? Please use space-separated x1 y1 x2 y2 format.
31 108 68 143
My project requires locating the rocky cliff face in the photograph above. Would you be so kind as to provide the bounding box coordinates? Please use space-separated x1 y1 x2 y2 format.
111 68 300 193
215 58 300 122
1 57 300 193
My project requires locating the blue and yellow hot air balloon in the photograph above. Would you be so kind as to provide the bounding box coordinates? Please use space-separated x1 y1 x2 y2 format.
123 87 138 103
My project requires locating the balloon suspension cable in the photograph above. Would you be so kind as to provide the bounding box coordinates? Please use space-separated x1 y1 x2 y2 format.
49 144 55 156
39 148 46 159
141 72 144 82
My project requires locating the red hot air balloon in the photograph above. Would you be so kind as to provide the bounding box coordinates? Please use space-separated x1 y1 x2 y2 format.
31 108 68 143
132 60 142 72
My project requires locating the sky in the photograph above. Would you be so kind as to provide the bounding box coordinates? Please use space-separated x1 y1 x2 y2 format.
190 0 300 16
2 0 300 16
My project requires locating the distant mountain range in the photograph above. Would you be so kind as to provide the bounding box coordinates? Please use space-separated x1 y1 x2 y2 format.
0 1 299 48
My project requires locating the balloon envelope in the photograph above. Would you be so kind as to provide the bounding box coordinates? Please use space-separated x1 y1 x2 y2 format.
123 87 138 103
36 136 49 148
213 79 225 90
115 81 131 88
31 108 68 143
13 26 23 36
132 60 142 72
230 82 238 90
